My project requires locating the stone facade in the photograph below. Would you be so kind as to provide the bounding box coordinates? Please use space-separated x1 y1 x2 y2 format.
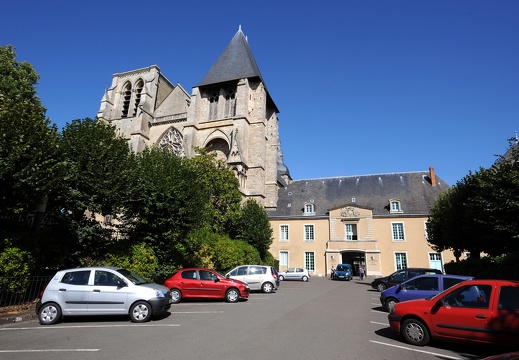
97 29 290 209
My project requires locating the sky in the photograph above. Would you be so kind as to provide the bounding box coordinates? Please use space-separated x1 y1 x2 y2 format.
1 1 518 186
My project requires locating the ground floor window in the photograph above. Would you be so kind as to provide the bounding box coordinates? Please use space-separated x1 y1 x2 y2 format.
280 251 288 266
395 252 407 270
305 252 315 271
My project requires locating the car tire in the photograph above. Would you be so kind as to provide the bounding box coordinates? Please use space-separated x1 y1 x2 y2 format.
401 318 430 346
377 282 387 292
302 275 309 282
385 298 398 312
262 282 274 293
171 289 182 303
38 302 62 325
225 288 240 303
130 301 152 323
279 275 285 281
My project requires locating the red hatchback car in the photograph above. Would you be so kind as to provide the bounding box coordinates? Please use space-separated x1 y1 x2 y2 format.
164 268 250 304
388 279 519 347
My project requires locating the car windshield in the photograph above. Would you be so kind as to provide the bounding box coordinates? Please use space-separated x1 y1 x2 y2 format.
116 269 149 285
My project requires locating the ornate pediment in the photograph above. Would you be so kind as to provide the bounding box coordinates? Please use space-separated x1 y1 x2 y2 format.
341 206 360 218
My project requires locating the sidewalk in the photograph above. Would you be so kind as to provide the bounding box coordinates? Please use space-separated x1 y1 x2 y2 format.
0 310 37 324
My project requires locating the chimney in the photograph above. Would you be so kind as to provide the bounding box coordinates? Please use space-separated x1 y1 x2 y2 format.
429 166 436 186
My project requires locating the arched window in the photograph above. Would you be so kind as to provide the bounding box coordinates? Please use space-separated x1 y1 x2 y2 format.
132 79 144 117
224 88 236 117
209 91 219 120
121 82 132 118
158 128 184 156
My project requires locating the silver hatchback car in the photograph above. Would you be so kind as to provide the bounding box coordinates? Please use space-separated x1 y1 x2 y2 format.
36 267 172 325
225 265 280 293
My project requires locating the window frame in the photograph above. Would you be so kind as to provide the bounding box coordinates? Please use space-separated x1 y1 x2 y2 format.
394 252 408 271
391 222 405 241
304 251 315 271
280 225 289 242
304 224 315 242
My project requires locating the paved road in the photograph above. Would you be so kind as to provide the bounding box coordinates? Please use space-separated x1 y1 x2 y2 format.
0 277 512 360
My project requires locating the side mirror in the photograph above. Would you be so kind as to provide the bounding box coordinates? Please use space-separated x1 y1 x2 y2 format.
214 277 220 283
117 280 127 287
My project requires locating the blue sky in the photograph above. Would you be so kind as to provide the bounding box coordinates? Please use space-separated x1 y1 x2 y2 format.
2 1 518 186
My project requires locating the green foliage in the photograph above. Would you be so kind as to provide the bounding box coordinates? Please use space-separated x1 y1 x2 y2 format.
444 251 519 280
427 141 519 258
232 199 273 260
0 45 64 240
105 242 159 282
0 245 34 299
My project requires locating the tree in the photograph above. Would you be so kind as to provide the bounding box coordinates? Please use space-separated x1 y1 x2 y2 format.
232 199 273 260
0 45 63 240
427 140 519 258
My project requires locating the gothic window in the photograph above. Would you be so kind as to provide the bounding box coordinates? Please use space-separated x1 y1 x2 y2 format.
121 82 132 118
132 79 144 117
224 88 236 117
158 128 184 156
209 91 219 120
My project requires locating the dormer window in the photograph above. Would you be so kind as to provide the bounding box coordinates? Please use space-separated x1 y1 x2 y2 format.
304 203 315 215
390 199 402 213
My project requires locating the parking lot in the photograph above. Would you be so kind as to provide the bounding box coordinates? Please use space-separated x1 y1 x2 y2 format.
0 276 512 359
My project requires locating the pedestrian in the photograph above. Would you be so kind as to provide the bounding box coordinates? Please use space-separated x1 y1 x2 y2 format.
359 266 364 281
330 266 335 280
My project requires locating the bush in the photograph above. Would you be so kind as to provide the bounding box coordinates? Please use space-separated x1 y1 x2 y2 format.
444 251 519 280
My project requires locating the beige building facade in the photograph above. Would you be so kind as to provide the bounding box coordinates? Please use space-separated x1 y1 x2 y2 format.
97 28 454 276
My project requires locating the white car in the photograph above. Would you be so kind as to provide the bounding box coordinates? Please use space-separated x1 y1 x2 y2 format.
36 267 172 325
278 267 310 282
225 265 280 293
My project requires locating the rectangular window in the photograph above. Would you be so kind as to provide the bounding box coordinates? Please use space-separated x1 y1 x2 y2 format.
392 223 405 241
304 252 315 271
304 225 314 242
280 225 289 241
345 224 358 240
395 253 407 270
391 201 400 212
280 251 288 267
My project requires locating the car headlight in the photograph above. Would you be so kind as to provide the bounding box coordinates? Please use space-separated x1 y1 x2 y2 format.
154 289 165 298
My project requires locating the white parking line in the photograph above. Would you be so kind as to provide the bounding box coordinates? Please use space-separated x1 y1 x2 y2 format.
370 321 387 326
0 324 180 331
170 311 223 314
0 349 100 353
369 340 462 360
371 309 387 314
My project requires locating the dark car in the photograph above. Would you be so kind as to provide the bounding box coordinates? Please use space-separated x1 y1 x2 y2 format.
371 268 442 292
164 268 250 303
332 264 353 281
380 274 473 311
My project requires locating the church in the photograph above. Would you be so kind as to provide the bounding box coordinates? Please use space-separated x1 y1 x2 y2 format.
97 28 455 278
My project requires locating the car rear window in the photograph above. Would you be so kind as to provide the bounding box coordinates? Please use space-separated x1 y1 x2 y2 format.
498 286 519 311
61 270 90 285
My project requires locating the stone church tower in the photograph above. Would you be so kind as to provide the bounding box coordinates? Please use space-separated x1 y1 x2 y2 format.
97 28 290 209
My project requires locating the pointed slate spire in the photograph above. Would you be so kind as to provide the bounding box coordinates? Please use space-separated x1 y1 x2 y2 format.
198 27 265 86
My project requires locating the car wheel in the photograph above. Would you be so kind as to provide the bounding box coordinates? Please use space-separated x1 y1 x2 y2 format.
225 288 240 303
171 289 182 303
401 318 430 346
130 301 152 323
279 275 285 281
38 302 62 325
262 282 274 293
385 298 398 312
302 275 309 282
377 282 387 292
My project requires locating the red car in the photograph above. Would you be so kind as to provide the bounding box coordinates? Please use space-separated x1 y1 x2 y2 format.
164 268 250 303
388 279 519 347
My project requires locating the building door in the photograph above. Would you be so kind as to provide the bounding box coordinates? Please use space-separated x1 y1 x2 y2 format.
341 252 365 276
428 253 443 271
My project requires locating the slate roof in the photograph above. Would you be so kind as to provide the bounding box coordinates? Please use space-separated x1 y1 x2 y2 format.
198 28 279 112
268 171 450 218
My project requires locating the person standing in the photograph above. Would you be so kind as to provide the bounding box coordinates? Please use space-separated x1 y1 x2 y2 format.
359 266 365 281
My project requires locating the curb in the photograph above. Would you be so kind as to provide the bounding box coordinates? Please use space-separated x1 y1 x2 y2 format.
0 312 37 325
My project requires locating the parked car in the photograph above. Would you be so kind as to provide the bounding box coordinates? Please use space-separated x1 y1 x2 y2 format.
278 267 310 281
371 268 442 291
225 265 279 293
36 267 172 325
164 268 250 303
380 274 473 311
332 264 353 281
483 352 519 360
388 279 519 347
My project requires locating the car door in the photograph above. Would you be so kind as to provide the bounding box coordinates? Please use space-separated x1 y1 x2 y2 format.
398 276 439 303
428 284 494 343
493 284 519 345
228 266 252 288
58 270 91 315
87 270 129 315
198 269 225 298
387 270 406 288
178 269 200 298
247 266 266 290
284 268 296 280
